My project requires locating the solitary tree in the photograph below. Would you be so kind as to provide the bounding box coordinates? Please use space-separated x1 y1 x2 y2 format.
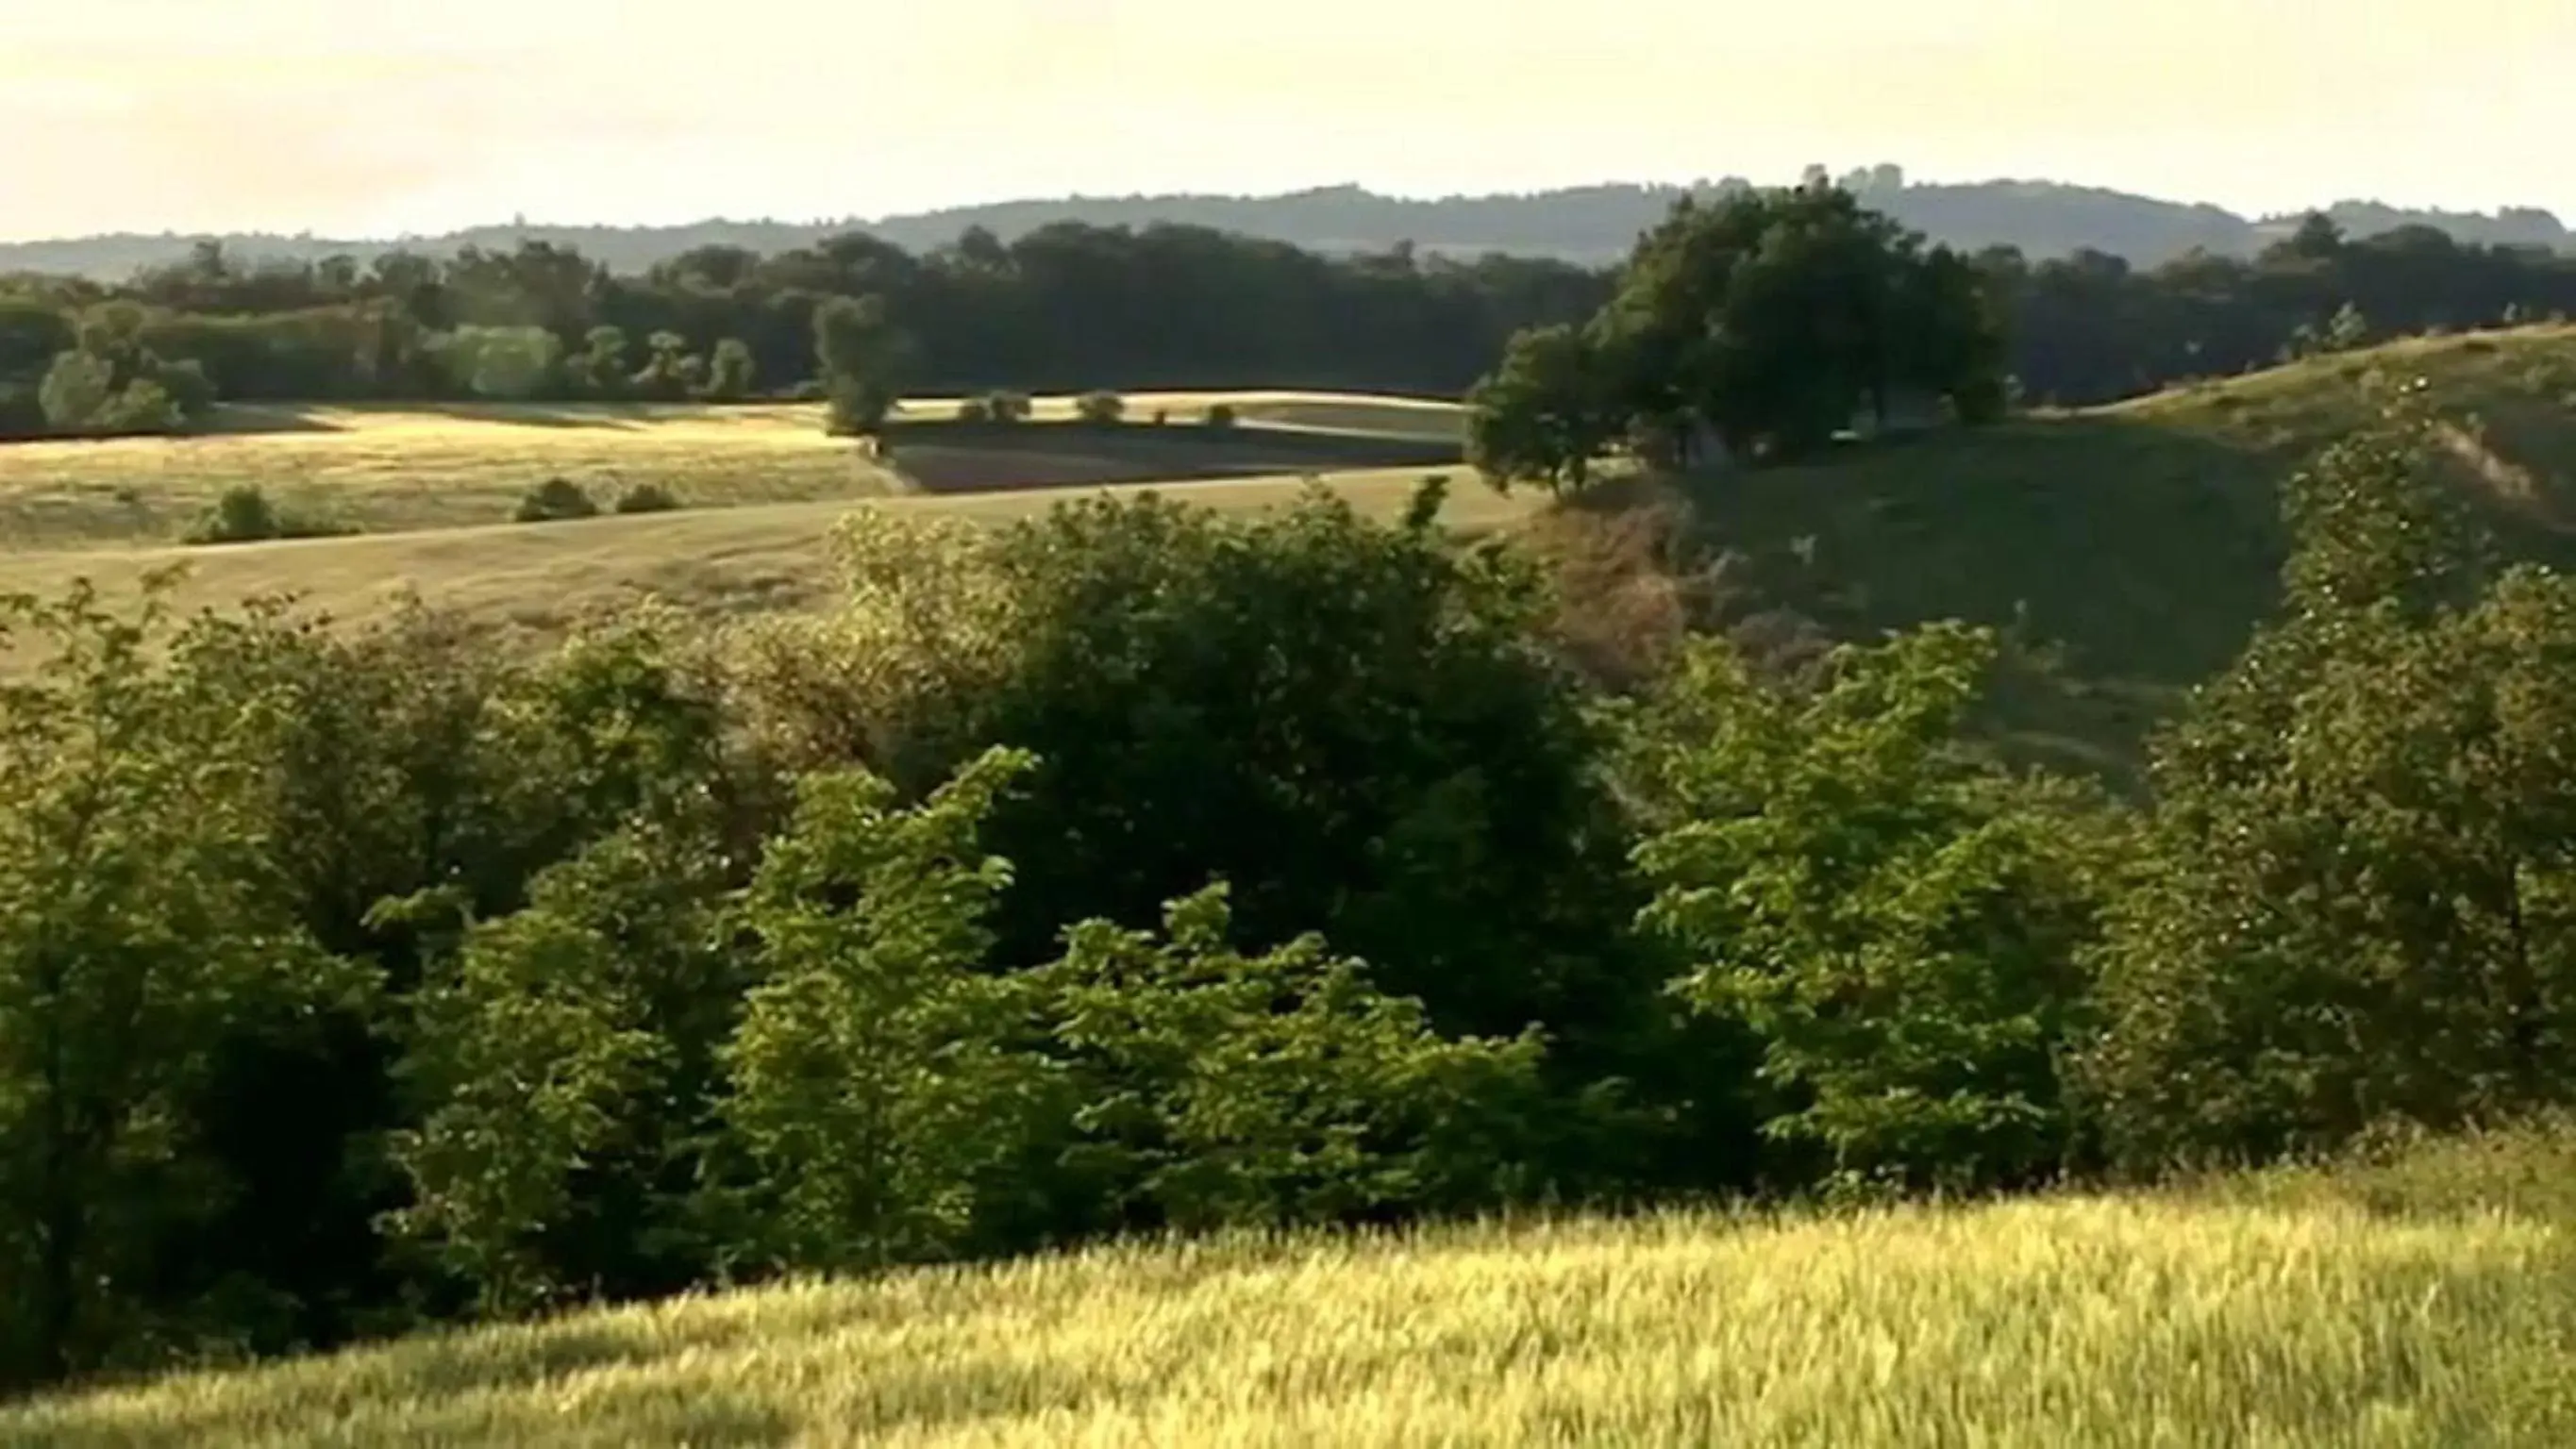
813 295 913 437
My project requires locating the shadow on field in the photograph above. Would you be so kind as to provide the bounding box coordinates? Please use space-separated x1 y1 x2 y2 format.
883 419 1461 494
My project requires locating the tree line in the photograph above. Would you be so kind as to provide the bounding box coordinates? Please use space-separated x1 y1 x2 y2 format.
7 204 2576 441
6 377 2575 1391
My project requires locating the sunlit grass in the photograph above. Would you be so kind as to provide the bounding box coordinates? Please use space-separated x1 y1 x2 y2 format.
0 466 1521 670
0 391 1466 551
8 1122 2571 1447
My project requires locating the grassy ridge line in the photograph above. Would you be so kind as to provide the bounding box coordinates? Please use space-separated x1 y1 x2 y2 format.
0 468 1529 650
9 1124 2571 1447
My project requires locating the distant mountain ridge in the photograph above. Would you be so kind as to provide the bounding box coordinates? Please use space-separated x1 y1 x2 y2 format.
6 171 2570 279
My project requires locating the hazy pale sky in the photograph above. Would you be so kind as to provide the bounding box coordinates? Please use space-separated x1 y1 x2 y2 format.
5 0 2570 240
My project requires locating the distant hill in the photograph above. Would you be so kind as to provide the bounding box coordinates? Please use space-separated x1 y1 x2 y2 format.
5 170 2571 280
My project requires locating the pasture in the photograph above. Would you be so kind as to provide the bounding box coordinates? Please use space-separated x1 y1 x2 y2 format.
7 1121 2571 1447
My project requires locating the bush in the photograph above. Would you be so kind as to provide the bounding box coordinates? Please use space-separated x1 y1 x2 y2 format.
612 483 681 515
1203 403 1239 429
183 484 347 544
1150 408 1169 426
513 477 599 524
984 390 1032 424
1075 390 1125 425
955 397 994 424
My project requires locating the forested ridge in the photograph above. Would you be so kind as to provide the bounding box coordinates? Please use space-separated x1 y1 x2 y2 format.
7 168 2570 276
8 201 2576 441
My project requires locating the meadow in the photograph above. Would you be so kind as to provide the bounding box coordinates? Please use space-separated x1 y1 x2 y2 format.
7 1122 2569 1448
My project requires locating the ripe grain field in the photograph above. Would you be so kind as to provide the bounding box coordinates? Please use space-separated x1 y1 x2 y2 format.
0 391 1466 551
0 467 1527 661
8 1124 2572 1448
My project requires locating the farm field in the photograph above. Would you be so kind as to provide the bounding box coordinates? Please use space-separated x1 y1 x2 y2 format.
0 391 1468 551
8 1122 2571 1448
0 466 1524 654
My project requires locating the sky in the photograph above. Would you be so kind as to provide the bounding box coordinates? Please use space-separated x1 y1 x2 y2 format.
4 0 2571 242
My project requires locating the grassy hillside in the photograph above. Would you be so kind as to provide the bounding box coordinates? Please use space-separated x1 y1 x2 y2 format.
0 467 1522 657
8 1123 2569 1448
1675 325 2576 773
0 392 1464 551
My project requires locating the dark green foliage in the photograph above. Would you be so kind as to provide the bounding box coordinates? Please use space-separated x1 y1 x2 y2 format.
813 295 912 437
1202 402 1237 429
612 482 681 515
13 400 2576 1396
703 339 758 402
2083 402 2576 1171
720 751 1049 1274
0 584 375 1387
1464 323 1624 492
183 485 347 544
984 391 1032 424
1074 390 1124 425
1631 625 2116 1192
512 477 599 524
1034 885 1549 1232
1470 181 2008 480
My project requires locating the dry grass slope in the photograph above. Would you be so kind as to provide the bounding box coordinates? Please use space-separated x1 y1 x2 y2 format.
0 391 1465 552
0 468 1520 661
8 1124 2571 1448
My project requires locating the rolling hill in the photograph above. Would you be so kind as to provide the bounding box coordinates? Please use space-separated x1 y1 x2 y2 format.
6 330 2574 776
5 1121 2569 1447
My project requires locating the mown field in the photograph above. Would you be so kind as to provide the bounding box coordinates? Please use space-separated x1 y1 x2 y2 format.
0 391 1466 551
8 1122 2570 1448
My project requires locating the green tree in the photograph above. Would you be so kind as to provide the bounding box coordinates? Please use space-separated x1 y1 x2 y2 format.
1631 624 2114 1192
1464 323 1625 493
35 351 114 432
812 294 912 437
704 338 758 401
630 331 703 402
1586 183 2006 462
719 748 1052 1273
572 325 630 397
1036 884 1548 1231
1074 390 1125 425
2083 400 2576 1170
0 582 371 1386
391 821 737 1315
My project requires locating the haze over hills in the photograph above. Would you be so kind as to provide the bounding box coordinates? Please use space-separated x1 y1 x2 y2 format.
5 169 2570 279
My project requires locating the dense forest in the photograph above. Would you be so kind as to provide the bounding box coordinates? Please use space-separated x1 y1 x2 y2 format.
4 168 2569 277
7 200 2576 442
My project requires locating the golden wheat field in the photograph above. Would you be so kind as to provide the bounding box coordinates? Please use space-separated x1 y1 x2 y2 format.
7 1124 2572 1449
0 391 1469 552
0 466 1526 660
0 402 905 549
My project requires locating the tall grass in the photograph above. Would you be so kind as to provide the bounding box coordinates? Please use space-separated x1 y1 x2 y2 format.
10 1122 2570 1447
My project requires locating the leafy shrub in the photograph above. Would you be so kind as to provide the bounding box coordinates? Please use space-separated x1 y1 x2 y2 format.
1203 403 1239 429
184 484 347 544
984 390 1032 424
1075 390 1125 425
513 477 599 524
612 483 681 515
1149 408 1169 426
955 396 994 424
